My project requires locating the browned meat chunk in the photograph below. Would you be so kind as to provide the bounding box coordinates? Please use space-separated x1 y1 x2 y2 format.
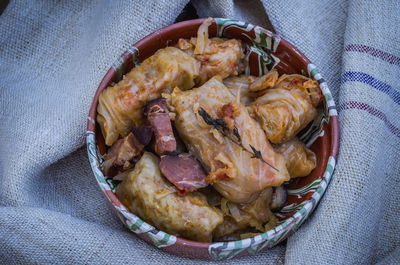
144 98 168 115
132 126 153 146
148 113 176 155
144 98 177 155
102 132 144 178
160 154 208 195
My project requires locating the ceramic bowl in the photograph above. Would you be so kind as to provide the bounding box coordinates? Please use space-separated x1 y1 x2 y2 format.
87 18 339 260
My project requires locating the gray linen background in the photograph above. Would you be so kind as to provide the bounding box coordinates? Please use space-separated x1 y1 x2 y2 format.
0 0 399 264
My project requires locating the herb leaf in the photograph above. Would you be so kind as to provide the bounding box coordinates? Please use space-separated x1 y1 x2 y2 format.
249 144 260 157
233 126 241 143
198 108 214 126
249 144 280 171
198 108 279 172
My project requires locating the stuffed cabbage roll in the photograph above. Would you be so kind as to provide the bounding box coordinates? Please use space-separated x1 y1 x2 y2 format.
223 69 279 105
214 188 276 239
274 138 316 178
250 74 322 144
176 18 245 85
222 75 255 106
97 47 200 146
116 152 223 242
167 77 290 203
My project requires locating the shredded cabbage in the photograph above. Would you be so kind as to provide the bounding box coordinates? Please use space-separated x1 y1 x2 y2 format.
194 17 212 55
218 188 276 235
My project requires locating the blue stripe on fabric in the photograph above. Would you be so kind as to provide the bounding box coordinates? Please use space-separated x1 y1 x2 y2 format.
341 72 400 105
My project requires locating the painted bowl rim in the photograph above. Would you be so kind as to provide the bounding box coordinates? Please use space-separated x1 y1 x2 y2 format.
86 17 340 260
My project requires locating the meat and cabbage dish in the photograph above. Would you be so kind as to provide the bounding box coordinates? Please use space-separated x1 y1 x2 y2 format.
97 18 322 242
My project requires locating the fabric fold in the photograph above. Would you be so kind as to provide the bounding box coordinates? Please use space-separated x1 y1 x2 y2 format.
0 0 399 264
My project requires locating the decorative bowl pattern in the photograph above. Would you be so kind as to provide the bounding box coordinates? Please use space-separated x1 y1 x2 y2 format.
86 18 339 260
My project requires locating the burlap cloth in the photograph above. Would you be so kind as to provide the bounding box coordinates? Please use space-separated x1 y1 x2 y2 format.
0 0 399 264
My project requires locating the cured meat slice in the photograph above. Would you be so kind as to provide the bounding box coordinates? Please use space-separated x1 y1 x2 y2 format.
145 98 177 155
160 154 208 195
131 126 153 146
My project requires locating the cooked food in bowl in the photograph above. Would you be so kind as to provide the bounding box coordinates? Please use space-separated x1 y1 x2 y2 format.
97 18 322 242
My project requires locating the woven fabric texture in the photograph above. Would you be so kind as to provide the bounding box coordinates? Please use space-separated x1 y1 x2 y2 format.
0 0 399 264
